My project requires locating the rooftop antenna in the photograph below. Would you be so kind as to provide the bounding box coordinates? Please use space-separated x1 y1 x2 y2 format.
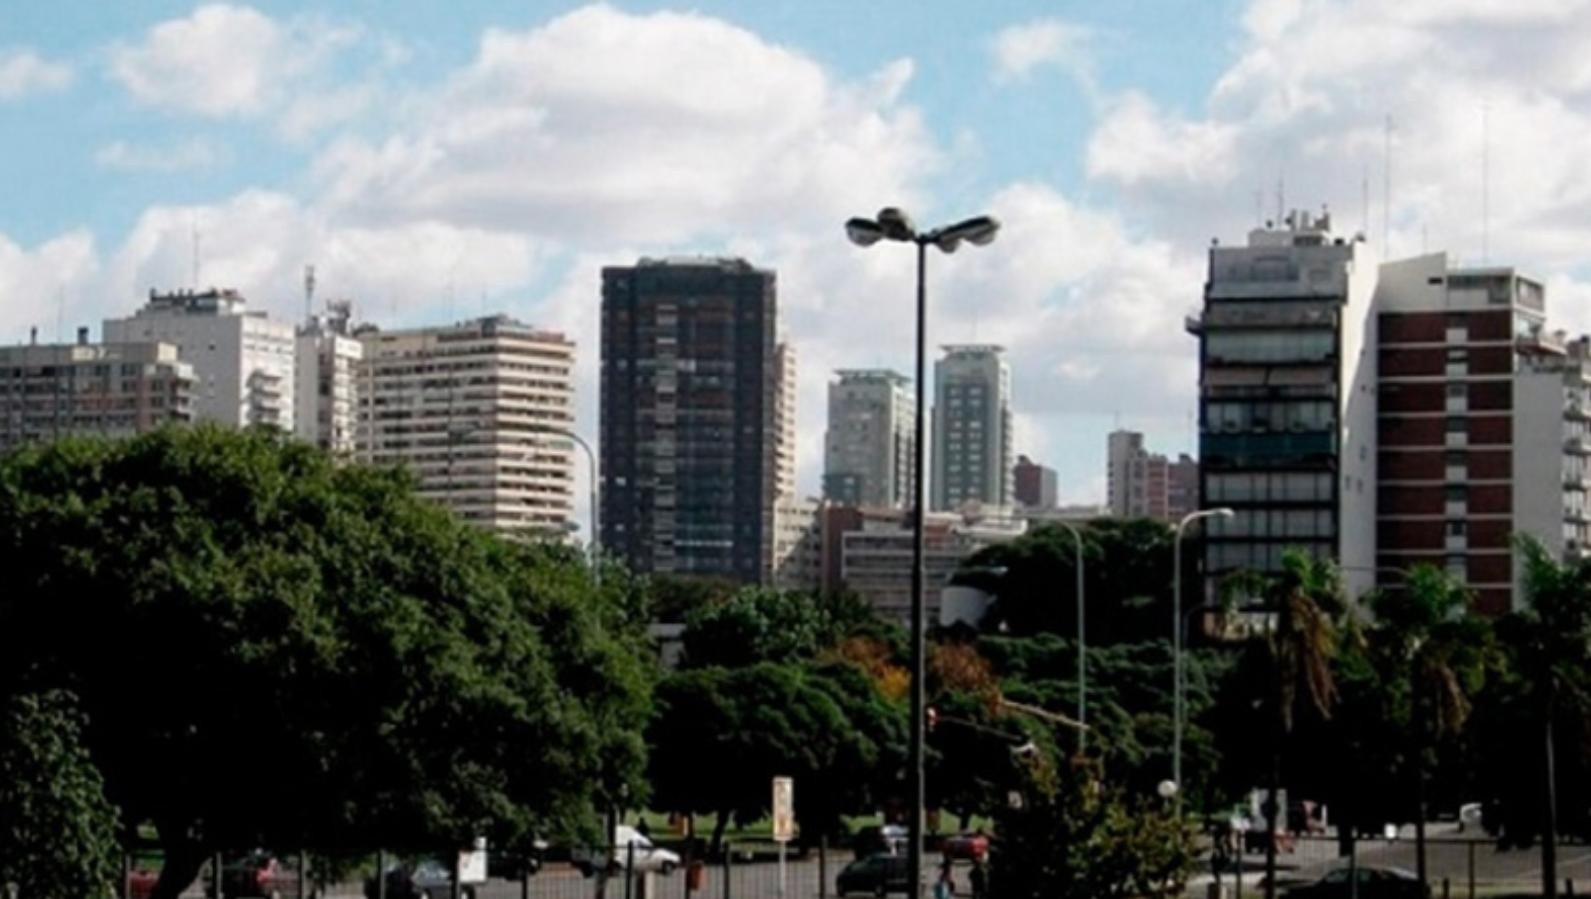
1383 114 1393 259
1361 162 1370 239
56 287 64 344
303 264 317 324
1481 100 1490 264
191 219 201 289
1276 173 1285 224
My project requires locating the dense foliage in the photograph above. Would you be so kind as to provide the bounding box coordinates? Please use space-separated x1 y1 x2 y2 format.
0 690 122 899
0 428 653 898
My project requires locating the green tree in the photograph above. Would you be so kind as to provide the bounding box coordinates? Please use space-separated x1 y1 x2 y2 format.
970 518 1183 644
1502 537 1591 899
992 752 1193 899
1369 564 1489 888
0 690 122 899
680 587 876 668
0 428 654 899
647 662 905 852
1223 551 1340 899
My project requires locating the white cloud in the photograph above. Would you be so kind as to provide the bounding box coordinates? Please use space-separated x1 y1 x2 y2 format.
94 138 224 173
0 230 100 344
1085 0 1591 275
311 5 938 246
989 18 1095 87
110 5 287 117
0 48 72 100
107 4 377 135
1087 92 1240 188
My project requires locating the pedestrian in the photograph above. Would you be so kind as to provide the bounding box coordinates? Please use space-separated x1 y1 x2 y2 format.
939 853 956 893
969 859 987 899
636 818 651 838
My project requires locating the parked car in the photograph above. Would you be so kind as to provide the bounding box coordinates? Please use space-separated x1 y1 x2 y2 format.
837 853 911 897
1458 802 1484 833
206 852 299 899
487 838 550 879
363 859 474 899
853 824 908 858
940 832 989 861
1285 866 1430 899
572 826 681 876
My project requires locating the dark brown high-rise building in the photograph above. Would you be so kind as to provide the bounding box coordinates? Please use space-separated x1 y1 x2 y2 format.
600 257 787 583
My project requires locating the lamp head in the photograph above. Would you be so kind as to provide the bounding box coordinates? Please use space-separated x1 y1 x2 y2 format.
845 217 885 247
875 207 916 241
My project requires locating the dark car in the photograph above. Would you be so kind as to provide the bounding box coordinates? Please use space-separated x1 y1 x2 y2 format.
487 838 549 879
363 859 474 899
205 853 300 899
837 853 911 897
1286 866 1430 899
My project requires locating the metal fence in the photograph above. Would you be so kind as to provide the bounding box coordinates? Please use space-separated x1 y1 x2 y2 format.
114 840 932 899
1203 833 1591 899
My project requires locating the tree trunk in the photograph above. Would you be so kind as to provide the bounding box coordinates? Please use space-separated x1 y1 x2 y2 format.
1413 674 1428 894
1266 649 1282 899
1542 695 1559 899
152 838 209 899
710 810 731 858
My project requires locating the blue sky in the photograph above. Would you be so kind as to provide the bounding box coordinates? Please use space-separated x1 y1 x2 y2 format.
5 0 1591 511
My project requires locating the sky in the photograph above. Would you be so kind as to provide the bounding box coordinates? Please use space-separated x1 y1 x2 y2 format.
7 0 1591 516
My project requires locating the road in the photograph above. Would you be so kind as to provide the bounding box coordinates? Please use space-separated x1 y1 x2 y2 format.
1198 823 1591 895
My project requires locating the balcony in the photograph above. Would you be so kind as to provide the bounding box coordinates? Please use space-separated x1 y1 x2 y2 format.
1568 435 1591 456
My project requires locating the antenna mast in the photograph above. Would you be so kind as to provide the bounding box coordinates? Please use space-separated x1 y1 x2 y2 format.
1383 115 1393 259
304 264 317 323
191 222 201 288
1482 101 1490 264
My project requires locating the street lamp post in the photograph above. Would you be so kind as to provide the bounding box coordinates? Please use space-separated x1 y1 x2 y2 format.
846 208 999 899
1172 506 1234 812
1052 521 1087 753
522 424 601 583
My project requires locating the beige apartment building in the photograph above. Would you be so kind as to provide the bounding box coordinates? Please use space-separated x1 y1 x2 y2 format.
355 315 578 536
0 333 194 451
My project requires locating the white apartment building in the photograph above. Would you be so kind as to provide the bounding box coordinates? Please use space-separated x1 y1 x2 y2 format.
295 300 362 455
768 495 822 591
355 315 577 535
824 369 915 509
0 332 194 451
931 345 1013 511
104 289 296 430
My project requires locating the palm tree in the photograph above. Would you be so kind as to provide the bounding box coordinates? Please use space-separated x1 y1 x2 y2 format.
1510 537 1591 899
1369 564 1488 896
1238 550 1342 899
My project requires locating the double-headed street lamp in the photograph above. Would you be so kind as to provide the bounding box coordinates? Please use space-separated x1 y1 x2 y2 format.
1171 506 1234 812
845 207 999 899
1050 521 1087 753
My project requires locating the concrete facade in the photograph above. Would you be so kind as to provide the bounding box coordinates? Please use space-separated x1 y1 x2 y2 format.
600 258 782 583
1191 210 1378 599
0 336 194 450
823 369 915 509
931 345 1012 511
294 299 361 455
104 289 296 430
1013 454 1057 510
355 316 577 535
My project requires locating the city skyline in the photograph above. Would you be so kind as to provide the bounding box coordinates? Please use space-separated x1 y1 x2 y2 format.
9 2 1591 508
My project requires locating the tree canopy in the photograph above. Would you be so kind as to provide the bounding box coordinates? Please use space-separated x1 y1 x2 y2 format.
0 427 653 898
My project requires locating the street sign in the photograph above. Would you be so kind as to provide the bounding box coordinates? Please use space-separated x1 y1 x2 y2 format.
458 837 488 884
772 776 794 843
